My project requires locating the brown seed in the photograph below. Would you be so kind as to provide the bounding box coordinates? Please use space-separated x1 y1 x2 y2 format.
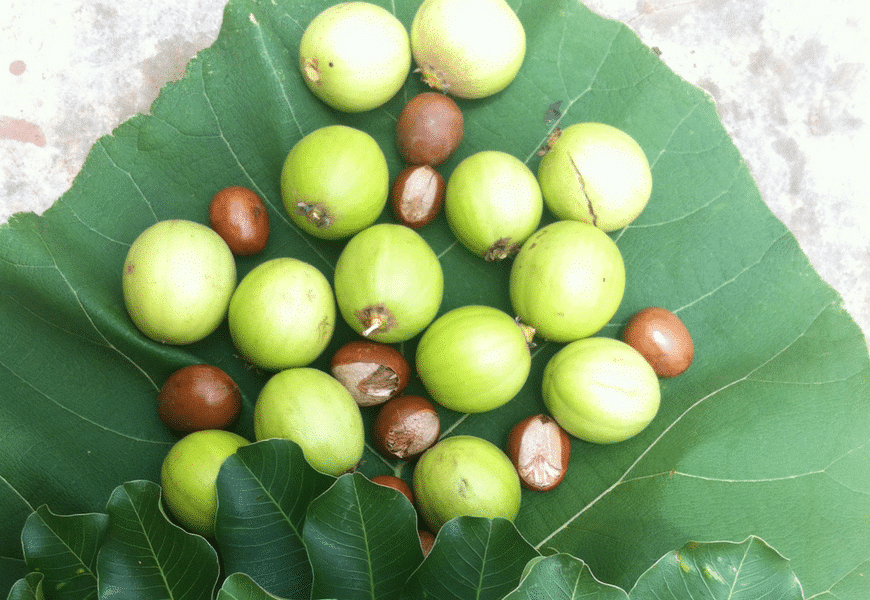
418 529 436 557
506 414 571 492
371 474 415 507
372 395 440 460
208 185 270 255
391 165 445 229
157 364 242 432
395 92 464 166
331 341 411 407
621 307 694 377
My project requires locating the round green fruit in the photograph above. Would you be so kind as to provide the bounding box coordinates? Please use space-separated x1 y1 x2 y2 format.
410 0 525 99
281 125 389 239
122 220 236 345
334 223 443 343
445 151 542 260
254 367 364 476
542 337 660 444
160 429 249 537
413 435 521 532
416 305 532 413
228 258 335 371
537 123 652 232
509 220 625 343
300 2 411 113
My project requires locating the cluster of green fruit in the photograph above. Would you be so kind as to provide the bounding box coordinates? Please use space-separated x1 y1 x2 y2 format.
121 0 695 550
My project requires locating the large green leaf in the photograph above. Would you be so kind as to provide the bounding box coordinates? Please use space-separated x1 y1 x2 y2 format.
214 439 335 599
1 0 868 598
303 473 423 600
21 506 108 600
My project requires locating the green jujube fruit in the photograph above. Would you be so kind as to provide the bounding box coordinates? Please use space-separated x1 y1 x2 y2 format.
281 125 389 239
416 305 532 413
333 223 443 343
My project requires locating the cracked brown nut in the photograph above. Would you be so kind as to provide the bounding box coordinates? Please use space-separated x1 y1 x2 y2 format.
373 395 440 460
208 186 269 255
621 306 694 377
391 165 445 229
371 474 415 507
331 341 411 407
158 364 242 432
506 414 571 492
395 92 464 166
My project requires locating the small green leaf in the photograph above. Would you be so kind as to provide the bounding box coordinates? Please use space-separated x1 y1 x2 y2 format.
303 472 423 600
401 516 539 600
5 573 44 600
216 573 291 600
21 505 108 600
505 554 629 599
96 480 219 600
629 536 804 599
214 439 335 599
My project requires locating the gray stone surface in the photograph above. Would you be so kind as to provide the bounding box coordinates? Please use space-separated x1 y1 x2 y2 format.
2 0 868 340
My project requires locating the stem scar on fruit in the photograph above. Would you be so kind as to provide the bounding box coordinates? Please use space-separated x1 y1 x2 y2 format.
356 304 398 337
484 237 521 261
294 200 333 229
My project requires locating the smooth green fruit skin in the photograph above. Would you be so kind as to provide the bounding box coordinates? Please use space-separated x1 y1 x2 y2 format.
537 122 652 233
254 367 364 476
160 429 249 537
410 0 525 99
281 125 389 240
509 220 625 343
542 337 660 444
413 435 521 532
228 258 335 371
334 223 443 343
122 220 236 345
416 305 531 413
445 151 542 259
300 2 411 112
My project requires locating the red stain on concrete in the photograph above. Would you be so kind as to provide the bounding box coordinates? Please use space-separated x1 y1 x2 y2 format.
0 117 47 147
9 60 26 75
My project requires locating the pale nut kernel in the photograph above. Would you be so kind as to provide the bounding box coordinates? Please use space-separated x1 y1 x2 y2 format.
331 341 411 406
506 414 571 492
391 164 446 229
373 395 440 460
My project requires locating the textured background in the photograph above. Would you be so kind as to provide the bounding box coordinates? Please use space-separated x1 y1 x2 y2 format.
2 0 868 340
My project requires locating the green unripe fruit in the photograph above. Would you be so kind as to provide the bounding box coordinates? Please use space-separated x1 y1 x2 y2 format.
537 122 652 232
300 2 411 113
228 258 335 371
122 220 236 345
410 0 525 99
416 305 532 413
254 368 364 476
160 429 249 537
334 223 443 343
445 151 542 260
510 220 625 342
542 337 661 444
281 125 389 239
413 435 522 532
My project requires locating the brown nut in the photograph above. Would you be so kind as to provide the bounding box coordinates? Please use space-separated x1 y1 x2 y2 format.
418 529 436 557
371 474 415 507
372 395 440 460
157 364 242 432
395 92 464 166
391 165 445 229
621 306 694 377
208 185 270 255
331 341 411 407
506 414 571 492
